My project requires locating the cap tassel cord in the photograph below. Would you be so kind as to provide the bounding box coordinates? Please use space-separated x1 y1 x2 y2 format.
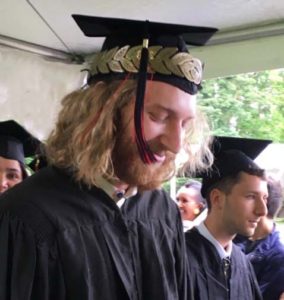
134 38 157 164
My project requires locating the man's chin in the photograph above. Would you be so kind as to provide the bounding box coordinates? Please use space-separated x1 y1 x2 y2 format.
140 166 175 190
112 135 176 189
239 229 255 238
118 158 175 190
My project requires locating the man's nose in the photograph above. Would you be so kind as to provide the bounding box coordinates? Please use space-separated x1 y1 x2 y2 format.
161 123 183 154
255 198 268 217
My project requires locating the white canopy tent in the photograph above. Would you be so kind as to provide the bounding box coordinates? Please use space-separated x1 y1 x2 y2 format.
0 0 283 197
0 0 284 77
0 0 283 146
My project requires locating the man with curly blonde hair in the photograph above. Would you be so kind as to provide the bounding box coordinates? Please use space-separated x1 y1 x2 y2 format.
0 16 216 300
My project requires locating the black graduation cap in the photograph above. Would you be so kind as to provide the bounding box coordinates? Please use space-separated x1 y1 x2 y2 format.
72 15 217 91
72 15 217 47
72 15 217 164
199 136 272 198
0 120 41 165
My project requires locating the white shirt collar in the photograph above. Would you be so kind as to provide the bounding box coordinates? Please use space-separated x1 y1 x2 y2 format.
196 221 232 259
94 176 137 207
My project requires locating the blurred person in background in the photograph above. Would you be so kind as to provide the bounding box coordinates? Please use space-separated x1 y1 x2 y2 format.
176 179 207 231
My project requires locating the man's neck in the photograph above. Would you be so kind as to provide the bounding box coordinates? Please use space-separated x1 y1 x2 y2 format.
104 175 130 191
197 221 233 259
204 216 235 250
94 175 136 203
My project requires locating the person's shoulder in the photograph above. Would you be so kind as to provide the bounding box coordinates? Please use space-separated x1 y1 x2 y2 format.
232 242 248 256
0 175 55 245
185 228 216 270
233 241 245 251
272 227 284 248
0 166 76 242
267 239 284 266
136 188 177 209
185 228 205 251
0 167 48 204
141 188 171 199
232 243 254 268
255 229 284 260
0 166 68 208
125 188 181 223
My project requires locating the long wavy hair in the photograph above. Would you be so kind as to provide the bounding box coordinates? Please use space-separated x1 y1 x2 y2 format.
45 79 213 187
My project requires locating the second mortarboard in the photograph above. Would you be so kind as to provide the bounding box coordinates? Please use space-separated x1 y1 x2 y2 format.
199 136 272 197
72 15 218 164
0 120 41 165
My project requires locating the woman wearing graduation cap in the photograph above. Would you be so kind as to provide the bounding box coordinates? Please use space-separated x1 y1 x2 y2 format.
0 15 217 300
0 120 40 194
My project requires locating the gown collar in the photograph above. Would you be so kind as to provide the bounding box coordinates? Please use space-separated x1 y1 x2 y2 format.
94 175 137 206
197 221 232 259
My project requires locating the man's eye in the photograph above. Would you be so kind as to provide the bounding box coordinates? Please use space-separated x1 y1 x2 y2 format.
149 112 168 122
7 173 20 180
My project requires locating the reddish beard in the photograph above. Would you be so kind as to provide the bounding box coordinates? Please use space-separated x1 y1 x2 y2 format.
112 134 176 190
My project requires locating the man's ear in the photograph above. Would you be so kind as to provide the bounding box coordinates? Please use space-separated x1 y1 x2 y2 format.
209 188 225 210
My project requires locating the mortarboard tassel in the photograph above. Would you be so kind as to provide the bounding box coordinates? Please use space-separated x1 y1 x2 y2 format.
134 38 157 164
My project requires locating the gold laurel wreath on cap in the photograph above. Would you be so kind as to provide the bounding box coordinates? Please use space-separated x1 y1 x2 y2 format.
86 45 203 85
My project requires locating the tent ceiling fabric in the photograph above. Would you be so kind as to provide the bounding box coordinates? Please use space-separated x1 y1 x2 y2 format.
0 0 284 76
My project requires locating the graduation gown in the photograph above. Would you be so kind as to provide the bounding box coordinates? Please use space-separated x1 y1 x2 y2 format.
0 166 187 300
185 228 262 300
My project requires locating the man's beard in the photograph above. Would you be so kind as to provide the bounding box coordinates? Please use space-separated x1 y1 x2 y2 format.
112 134 176 190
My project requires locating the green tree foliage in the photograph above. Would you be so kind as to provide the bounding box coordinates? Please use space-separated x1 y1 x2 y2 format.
199 69 284 142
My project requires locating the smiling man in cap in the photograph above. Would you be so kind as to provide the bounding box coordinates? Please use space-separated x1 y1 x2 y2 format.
185 136 270 300
0 15 216 300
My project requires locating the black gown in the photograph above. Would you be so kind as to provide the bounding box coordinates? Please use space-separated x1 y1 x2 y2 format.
0 166 187 300
185 228 262 300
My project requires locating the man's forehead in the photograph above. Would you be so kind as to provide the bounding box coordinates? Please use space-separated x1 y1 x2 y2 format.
145 80 196 95
144 82 196 110
235 172 268 189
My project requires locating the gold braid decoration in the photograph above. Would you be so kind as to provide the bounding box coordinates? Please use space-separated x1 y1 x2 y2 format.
86 45 203 84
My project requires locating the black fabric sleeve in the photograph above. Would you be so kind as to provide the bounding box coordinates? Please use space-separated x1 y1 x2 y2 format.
0 213 65 300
